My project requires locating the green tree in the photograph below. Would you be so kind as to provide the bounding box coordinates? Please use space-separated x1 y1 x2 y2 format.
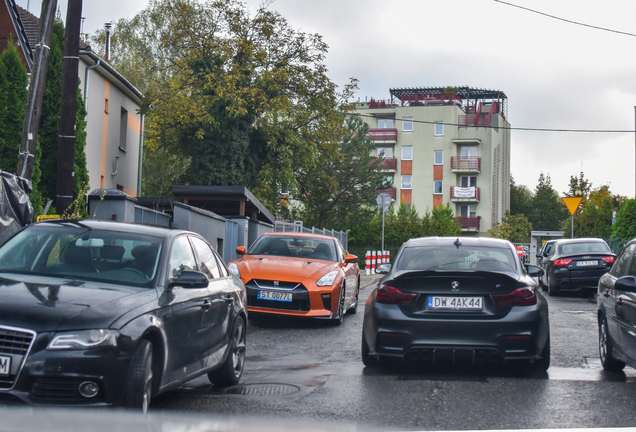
528 172 567 231
509 175 532 217
489 211 533 243
0 40 28 172
564 184 619 239
92 0 357 213
611 199 636 241
564 170 592 198
294 114 387 229
425 203 462 237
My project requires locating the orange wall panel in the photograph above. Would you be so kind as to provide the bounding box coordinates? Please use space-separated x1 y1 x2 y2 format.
401 160 412 175
433 195 443 207
401 189 412 205
434 165 443 180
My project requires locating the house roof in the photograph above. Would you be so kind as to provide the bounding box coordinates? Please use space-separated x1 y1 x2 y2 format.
1 0 34 71
16 5 37 49
80 48 143 103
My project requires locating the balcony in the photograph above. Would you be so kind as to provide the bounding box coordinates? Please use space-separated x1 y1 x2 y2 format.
368 128 397 142
454 216 480 231
451 156 481 173
371 157 397 171
376 187 396 200
450 186 480 202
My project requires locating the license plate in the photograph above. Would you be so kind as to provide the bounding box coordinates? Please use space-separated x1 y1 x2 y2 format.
576 260 598 267
428 296 483 310
258 290 293 302
0 355 11 375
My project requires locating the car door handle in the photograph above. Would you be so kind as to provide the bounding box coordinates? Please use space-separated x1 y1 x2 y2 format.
202 300 211 311
604 291 610 298
617 297 624 306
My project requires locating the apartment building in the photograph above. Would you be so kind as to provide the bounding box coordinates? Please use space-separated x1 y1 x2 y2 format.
355 86 511 235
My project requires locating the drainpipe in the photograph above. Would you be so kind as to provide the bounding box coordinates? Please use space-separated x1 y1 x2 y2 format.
137 114 145 196
83 59 100 108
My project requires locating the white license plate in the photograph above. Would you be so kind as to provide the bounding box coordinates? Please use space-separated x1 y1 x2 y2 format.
0 355 11 375
258 290 293 302
577 260 598 266
428 296 483 310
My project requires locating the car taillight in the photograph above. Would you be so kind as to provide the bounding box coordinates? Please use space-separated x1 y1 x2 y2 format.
492 287 537 306
376 284 417 304
602 257 616 264
554 259 572 267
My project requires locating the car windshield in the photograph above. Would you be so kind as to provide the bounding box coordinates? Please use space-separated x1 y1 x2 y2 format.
396 244 517 272
248 235 337 261
559 242 609 254
0 224 163 288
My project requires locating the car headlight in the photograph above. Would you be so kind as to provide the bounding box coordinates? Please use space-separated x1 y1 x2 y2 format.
47 329 119 350
228 262 241 278
316 270 338 287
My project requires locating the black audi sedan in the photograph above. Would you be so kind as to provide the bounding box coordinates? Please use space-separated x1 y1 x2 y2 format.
362 237 549 371
541 238 615 296
598 238 636 371
0 220 247 412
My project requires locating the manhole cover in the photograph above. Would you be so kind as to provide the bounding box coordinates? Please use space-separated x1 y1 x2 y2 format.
225 383 300 396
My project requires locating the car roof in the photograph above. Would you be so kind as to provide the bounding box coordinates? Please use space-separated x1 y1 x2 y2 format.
261 232 338 241
33 219 189 240
403 236 513 248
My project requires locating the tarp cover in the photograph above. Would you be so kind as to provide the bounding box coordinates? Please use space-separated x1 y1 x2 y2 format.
0 171 33 244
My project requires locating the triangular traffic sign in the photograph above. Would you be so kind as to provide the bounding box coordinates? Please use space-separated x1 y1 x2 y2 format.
562 197 583 216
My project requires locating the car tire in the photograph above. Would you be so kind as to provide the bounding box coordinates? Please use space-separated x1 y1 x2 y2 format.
208 315 246 386
535 334 550 372
547 274 559 296
348 278 360 315
123 339 153 413
599 315 626 371
361 331 379 368
331 284 346 326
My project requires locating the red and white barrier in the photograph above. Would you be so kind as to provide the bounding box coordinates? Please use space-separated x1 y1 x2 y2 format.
365 251 370 275
371 251 376 274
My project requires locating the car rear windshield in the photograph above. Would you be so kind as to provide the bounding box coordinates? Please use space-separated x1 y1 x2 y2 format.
0 224 163 288
248 236 337 261
396 245 517 272
558 241 610 255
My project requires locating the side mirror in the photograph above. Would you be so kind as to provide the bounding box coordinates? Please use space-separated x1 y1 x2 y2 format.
375 263 392 274
345 253 358 264
615 276 636 293
168 270 209 289
525 264 544 277
236 246 245 256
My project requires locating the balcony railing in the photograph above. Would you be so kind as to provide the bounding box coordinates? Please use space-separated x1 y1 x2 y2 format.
454 216 480 231
450 186 480 201
368 128 397 142
371 157 397 170
376 187 396 200
450 156 481 172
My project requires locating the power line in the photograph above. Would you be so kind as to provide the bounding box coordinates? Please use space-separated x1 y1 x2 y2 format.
494 0 636 38
349 113 634 133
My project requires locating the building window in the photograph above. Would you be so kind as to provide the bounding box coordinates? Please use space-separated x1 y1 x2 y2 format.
460 205 477 217
434 150 443 165
402 117 413 132
434 121 444 136
402 146 412 160
377 147 393 158
434 180 443 195
377 118 394 128
119 108 128 151
461 146 478 159
384 175 393 187
461 176 477 187
401 175 412 189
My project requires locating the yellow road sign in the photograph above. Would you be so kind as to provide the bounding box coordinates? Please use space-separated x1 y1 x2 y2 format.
562 197 583 216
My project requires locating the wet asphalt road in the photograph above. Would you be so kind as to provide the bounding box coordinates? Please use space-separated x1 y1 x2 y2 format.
151 276 636 431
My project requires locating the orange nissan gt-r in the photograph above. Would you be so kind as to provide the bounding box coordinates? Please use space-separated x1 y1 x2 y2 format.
227 232 360 325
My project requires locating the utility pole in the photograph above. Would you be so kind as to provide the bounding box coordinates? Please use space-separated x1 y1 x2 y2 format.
56 0 83 214
17 0 58 180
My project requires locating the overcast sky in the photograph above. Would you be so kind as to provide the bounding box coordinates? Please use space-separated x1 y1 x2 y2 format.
17 0 636 198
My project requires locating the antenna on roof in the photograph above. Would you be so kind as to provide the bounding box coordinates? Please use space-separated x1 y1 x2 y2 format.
454 238 462 249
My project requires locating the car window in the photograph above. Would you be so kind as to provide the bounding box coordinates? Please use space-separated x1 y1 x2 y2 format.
168 235 198 279
397 245 516 272
545 243 555 256
610 244 634 277
559 242 610 255
248 235 338 261
190 236 221 279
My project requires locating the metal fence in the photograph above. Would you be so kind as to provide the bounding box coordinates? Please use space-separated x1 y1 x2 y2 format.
274 220 348 249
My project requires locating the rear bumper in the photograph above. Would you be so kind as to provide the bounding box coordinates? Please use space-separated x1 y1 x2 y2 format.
363 300 549 364
552 268 609 289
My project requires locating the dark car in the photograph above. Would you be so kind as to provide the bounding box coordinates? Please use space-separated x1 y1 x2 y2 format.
362 237 549 371
541 238 615 296
536 239 558 291
598 239 636 371
0 220 247 412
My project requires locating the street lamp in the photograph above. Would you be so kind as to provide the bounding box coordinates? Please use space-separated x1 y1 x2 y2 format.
376 193 392 257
